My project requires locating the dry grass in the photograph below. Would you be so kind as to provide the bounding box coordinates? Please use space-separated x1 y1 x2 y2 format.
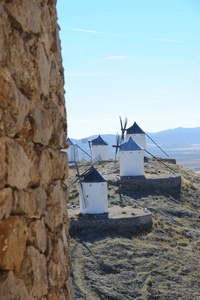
69 159 200 300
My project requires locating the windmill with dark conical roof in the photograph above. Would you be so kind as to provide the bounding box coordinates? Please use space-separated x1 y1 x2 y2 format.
126 122 146 150
78 166 108 214
89 135 108 162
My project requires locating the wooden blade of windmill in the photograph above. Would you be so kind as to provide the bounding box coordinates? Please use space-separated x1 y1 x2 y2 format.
74 160 89 209
120 116 128 141
119 116 125 140
78 179 89 209
123 117 128 132
119 116 123 131
92 154 102 165
115 133 120 160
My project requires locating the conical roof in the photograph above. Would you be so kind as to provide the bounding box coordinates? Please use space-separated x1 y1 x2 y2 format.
120 137 143 151
126 122 145 134
67 137 75 145
81 166 107 183
92 135 108 146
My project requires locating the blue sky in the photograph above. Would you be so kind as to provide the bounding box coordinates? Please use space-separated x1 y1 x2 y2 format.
57 0 200 139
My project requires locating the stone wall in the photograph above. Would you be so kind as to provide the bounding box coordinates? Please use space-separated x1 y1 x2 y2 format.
70 214 152 237
110 176 182 198
0 1 71 299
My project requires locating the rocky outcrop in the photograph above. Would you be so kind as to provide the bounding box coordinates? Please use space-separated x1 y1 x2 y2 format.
0 1 71 299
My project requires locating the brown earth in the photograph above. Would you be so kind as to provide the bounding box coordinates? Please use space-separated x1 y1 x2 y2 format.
67 158 200 300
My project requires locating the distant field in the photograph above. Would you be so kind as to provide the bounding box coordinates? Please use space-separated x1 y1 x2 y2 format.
176 158 200 171
165 148 200 171
152 146 200 171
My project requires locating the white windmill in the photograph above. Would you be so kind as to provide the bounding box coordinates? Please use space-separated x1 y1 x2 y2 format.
119 137 145 178
88 135 108 162
78 166 108 214
68 151 108 215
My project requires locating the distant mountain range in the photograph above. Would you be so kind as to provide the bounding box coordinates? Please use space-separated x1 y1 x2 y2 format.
69 127 200 160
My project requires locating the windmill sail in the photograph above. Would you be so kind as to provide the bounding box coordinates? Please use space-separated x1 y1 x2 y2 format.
92 154 102 164
78 180 89 210
112 133 122 160
119 116 128 141
74 157 89 209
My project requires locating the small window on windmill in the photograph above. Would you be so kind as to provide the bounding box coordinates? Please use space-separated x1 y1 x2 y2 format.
130 152 132 154
90 184 92 186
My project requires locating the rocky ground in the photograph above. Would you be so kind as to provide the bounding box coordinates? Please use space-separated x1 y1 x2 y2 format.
67 158 200 300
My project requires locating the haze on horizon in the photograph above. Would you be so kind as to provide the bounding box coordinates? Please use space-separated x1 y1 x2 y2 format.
57 0 200 139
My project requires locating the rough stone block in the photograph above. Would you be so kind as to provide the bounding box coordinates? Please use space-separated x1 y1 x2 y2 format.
0 271 30 300
48 239 69 288
0 216 26 270
13 187 47 218
50 149 68 181
38 44 50 95
9 29 36 97
40 3 53 51
49 104 68 148
0 3 9 64
40 148 68 185
0 137 6 189
48 180 68 206
49 290 59 300
6 137 68 189
6 138 32 189
45 203 63 232
27 218 47 253
49 56 59 90
4 0 41 33
29 97 53 146
20 246 48 298
0 188 12 220
45 181 68 232
0 70 30 137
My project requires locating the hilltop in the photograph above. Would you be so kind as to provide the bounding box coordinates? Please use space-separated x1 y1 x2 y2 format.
67 158 200 300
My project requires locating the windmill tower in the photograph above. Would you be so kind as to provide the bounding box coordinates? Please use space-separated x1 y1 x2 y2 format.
78 166 108 214
66 138 77 162
119 137 145 178
89 135 108 162
126 122 146 150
